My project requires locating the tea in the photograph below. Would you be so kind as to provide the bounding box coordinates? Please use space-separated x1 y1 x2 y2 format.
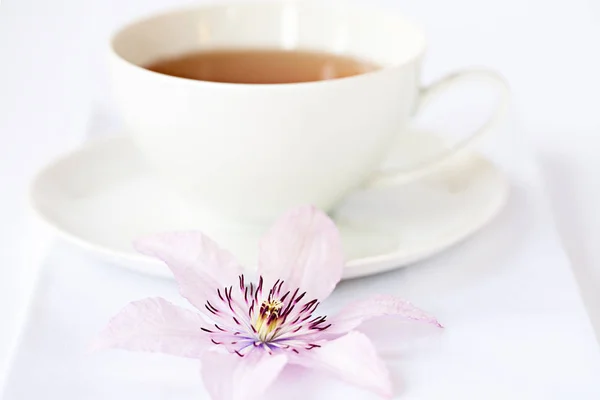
146 49 378 84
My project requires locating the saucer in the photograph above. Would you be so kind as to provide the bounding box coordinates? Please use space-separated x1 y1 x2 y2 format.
29 135 508 279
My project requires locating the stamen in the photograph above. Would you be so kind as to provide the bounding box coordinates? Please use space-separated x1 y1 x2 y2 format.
206 301 219 313
300 314 312 323
224 287 230 301
281 288 299 317
226 286 235 312
205 304 218 315
294 292 306 304
309 302 320 313
257 276 264 294
280 291 291 302
254 285 260 303
300 299 317 313
271 327 282 338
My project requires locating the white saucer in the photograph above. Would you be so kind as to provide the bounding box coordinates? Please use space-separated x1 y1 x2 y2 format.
29 135 508 279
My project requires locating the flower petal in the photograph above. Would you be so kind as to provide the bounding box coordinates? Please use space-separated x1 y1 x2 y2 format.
290 332 392 398
258 206 344 301
327 295 442 336
134 232 243 309
201 350 288 400
92 297 209 358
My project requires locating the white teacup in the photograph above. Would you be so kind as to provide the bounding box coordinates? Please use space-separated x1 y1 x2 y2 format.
109 1 509 224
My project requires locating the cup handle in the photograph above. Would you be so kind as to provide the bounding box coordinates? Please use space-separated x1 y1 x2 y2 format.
365 69 510 188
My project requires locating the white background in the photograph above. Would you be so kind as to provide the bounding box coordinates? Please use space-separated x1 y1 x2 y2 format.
1 0 600 390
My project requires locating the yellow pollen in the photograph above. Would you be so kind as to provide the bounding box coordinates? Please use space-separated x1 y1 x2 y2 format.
262 299 283 318
255 299 284 342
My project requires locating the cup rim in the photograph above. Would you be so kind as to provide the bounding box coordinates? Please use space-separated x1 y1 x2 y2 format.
109 0 427 88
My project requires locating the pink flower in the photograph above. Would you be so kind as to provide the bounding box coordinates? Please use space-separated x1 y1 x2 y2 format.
95 206 441 399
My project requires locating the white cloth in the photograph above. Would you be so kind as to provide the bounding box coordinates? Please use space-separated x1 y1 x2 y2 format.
3 131 600 398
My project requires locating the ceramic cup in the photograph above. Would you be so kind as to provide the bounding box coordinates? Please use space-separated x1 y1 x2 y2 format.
109 1 509 224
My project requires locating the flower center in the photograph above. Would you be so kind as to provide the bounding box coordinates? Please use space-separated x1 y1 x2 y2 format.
255 299 284 342
260 299 284 319
201 275 332 356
